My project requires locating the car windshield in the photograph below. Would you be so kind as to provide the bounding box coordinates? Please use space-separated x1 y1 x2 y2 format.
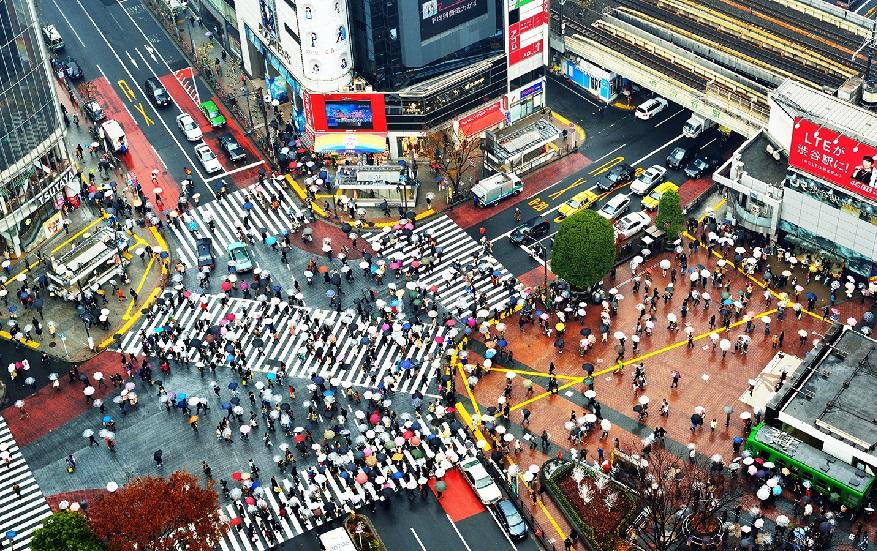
695 159 708 168
231 248 247 261
201 150 215 161
506 510 523 525
183 119 196 130
648 191 661 201
474 477 493 489
607 171 622 182
227 142 241 151
603 205 617 215
671 149 683 159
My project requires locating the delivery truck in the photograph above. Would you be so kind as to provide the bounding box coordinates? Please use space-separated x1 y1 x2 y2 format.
471 172 523 208
682 114 716 138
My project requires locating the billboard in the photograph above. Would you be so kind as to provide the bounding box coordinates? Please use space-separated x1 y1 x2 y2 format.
789 117 877 202
507 0 548 66
420 0 488 40
307 93 387 133
325 101 373 130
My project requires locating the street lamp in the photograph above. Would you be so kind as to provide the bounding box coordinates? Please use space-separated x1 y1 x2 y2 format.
261 91 271 150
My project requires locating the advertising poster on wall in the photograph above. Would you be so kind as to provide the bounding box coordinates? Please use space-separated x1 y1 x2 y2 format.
789 117 877 202
420 0 488 40
307 93 387 134
507 0 548 66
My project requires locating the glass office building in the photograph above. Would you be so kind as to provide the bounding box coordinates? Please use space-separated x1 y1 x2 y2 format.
0 0 69 254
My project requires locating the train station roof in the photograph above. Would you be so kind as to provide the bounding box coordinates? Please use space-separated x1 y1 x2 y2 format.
770 326 877 452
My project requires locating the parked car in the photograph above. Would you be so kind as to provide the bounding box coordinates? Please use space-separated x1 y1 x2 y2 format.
218 134 246 162
615 211 651 239
642 181 678 210
42 24 64 51
555 189 600 222
199 100 226 128
684 155 721 179
629 165 667 196
596 163 634 192
144 77 171 107
176 113 203 141
227 241 254 272
460 458 502 505
509 217 551 245
666 144 695 170
60 57 83 80
495 500 528 541
194 143 223 174
597 193 630 220
635 97 668 120
196 238 216 271
83 101 105 123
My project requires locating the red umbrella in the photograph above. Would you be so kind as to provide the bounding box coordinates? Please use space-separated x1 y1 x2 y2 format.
230 517 241 526
221 281 232 292
225 312 236 320
445 319 456 327
231 471 242 481
369 413 380 425
294 434 305 442
410 260 421 268
403 430 414 440
430 285 438 292
288 161 298 168
245 496 255 505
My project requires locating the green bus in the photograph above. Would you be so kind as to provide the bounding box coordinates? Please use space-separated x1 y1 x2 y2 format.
745 423 875 509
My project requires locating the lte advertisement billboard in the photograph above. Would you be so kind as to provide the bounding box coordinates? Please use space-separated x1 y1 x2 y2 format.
789 117 877 202
420 0 488 40
307 93 387 133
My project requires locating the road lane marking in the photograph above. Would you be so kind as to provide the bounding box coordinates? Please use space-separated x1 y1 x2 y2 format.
655 108 686 128
631 133 685 167
49 0 86 47
447 514 474 551
485 506 518 549
410 528 428 551
589 143 627 166
73 0 208 187
204 159 267 182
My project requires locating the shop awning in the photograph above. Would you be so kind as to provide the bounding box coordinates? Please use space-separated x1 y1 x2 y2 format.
314 133 386 154
459 106 506 137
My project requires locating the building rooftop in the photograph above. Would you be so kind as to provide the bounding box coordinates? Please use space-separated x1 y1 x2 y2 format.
776 327 877 452
772 80 877 148
737 132 789 188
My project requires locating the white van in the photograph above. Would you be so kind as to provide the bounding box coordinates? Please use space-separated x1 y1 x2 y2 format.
42 25 64 52
101 120 127 154
319 527 357 551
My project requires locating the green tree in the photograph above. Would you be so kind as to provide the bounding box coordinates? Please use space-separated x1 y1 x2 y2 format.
655 189 684 237
31 511 103 551
551 210 616 289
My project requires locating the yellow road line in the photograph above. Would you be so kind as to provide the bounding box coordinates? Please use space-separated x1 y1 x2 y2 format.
100 285 163 348
285 175 327 217
122 256 155 320
550 111 586 143
490 366 581 381
698 198 726 223
510 379 579 412
455 402 491 452
456 359 482 417
535 489 568 539
0 331 38 349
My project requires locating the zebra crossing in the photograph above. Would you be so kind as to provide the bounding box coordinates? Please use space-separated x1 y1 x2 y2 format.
0 417 52 548
167 177 305 270
217 416 473 550
116 295 447 396
363 215 515 315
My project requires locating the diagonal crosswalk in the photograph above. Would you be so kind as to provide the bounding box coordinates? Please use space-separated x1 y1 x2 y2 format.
217 416 474 550
363 215 515 316
0 417 52 548
167 178 305 270
117 296 447 396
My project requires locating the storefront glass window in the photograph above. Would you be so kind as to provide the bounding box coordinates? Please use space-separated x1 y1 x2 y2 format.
784 173 877 226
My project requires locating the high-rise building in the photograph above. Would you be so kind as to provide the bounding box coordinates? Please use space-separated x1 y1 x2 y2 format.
0 0 71 254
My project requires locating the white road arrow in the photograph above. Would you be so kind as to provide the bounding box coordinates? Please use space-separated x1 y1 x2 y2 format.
144 45 158 62
125 50 139 69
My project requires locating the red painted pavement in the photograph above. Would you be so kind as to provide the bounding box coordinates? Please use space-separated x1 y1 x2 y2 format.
2 351 126 447
46 489 107 511
679 177 714 209
91 77 180 212
159 74 265 189
450 152 593 229
428 468 485 522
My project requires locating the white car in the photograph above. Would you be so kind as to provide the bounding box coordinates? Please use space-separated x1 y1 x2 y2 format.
176 113 202 141
194 143 222 174
630 165 667 196
460 458 502 505
635 97 668 120
615 211 651 240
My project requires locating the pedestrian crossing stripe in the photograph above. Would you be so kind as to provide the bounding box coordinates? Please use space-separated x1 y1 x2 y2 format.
0 417 52 548
217 416 472 550
117 296 447 396
363 215 515 316
167 178 304 270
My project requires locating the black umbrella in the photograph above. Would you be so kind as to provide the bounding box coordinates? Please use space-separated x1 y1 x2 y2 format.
331 274 342 286
490 450 503 464
582 363 594 374
230 397 241 405
252 337 265 348
579 327 592 336
341 222 352 233
189 338 203 348
280 403 291 411
691 413 703 426
363 252 372 262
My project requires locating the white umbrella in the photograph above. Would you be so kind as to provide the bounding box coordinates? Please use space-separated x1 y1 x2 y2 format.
638 395 649 405
600 419 611 431
659 259 671 270
719 339 731 351
761 316 771 323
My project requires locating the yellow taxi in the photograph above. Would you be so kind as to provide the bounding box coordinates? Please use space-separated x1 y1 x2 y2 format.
554 189 600 222
641 181 678 211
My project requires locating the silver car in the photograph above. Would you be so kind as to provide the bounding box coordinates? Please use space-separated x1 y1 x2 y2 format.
194 143 222 174
176 113 202 142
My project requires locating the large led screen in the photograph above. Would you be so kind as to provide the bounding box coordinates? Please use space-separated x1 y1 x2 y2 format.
420 0 488 40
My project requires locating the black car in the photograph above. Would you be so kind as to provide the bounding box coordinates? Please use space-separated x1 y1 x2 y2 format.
196 238 216 271
684 155 721 179
144 77 171 107
60 57 83 80
509 217 550 244
83 101 105 123
495 500 528 541
666 146 693 170
218 134 246 162
596 163 634 192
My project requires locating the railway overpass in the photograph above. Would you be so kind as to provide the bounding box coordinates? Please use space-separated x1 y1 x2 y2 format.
557 0 875 138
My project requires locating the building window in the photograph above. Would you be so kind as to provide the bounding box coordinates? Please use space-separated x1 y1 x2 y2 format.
284 23 299 44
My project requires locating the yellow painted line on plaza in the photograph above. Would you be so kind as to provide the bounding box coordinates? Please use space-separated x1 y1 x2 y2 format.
509 379 579 413
698 198 726 223
122 255 156 320
285 174 328 217
549 111 586 143
490 366 581 381
455 359 482 418
534 487 568 540
455 402 491 452
0 331 38 349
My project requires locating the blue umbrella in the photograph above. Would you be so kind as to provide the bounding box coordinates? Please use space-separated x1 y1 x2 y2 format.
359 337 370 345
243 201 253 210
8 306 15 313
485 349 496 359
177 401 186 408
326 289 336 298
340 471 350 479
160 251 169 259
224 343 235 352
323 389 334 397
535 310 544 318
497 339 508 348
400 359 412 370
492 270 501 276
5 531 16 540
312 375 325 384
390 471 404 479
806 292 817 301
265 236 277 246
228 382 238 390
187 220 198 231
402 322 411 330
722 298 733 305
177 393 187 401
266 372 277 380
102 415 112 423
272 284 282 292
411 421 421 430
226 354 236 363
154 326 164 333
222 402 232 410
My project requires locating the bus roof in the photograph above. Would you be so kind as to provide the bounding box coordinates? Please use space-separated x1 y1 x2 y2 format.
749 424 874 494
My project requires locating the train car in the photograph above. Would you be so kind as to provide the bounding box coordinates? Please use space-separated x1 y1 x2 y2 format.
746 423 875 509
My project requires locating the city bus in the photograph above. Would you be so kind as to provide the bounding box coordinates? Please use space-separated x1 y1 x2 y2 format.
746 423 875 509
